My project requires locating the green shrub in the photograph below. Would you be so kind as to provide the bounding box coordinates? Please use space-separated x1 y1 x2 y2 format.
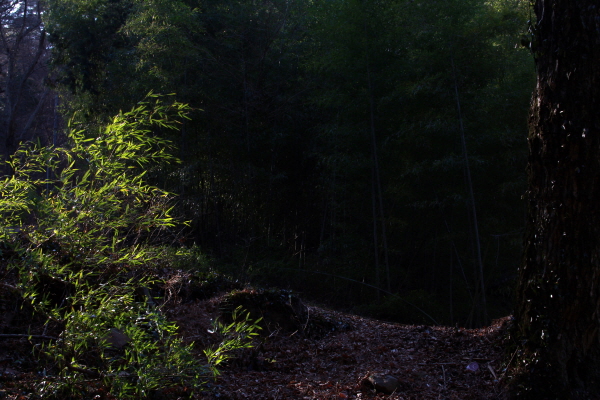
204 306 262 375
0 94 259 399
37 279 204 399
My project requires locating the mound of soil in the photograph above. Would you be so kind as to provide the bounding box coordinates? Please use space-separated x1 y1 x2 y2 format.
219 288 349 339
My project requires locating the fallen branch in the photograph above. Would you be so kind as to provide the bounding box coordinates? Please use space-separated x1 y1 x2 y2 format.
0 334 58 340
0 282 21 293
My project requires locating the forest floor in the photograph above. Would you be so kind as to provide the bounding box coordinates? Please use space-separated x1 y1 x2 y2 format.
0 274 513 400
169 295 512 400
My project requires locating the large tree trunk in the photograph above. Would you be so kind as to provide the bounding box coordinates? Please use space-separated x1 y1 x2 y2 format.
513 1 600 398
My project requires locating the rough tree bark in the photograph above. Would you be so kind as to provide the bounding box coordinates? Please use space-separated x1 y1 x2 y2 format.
512 0 600 398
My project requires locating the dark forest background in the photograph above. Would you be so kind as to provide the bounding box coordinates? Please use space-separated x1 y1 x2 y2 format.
0 0 534 328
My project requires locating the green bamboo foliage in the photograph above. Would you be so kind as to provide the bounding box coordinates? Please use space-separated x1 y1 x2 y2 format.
0 94 260 399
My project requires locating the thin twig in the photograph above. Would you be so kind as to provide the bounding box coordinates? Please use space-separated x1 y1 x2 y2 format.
302 306 310 332
487 363 498 380
442 364 447 390
66 364 100 379
418 362 456 365
500 349 519 380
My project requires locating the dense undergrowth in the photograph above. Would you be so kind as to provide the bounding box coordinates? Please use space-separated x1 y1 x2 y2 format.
0 95 261 399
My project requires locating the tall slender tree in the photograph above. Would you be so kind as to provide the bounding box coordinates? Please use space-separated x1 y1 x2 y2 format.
306 0 532 323
44 0 533 324
513 0 600 397
0 0 50 168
